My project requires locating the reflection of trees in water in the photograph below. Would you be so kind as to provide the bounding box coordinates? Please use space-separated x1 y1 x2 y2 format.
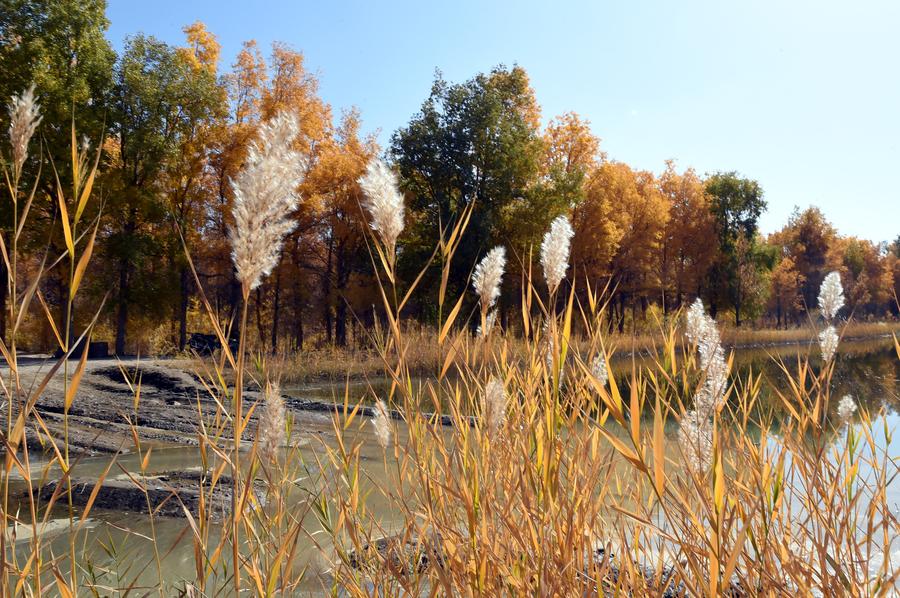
607 340 896 446
611 339 897 419
747 344 898 416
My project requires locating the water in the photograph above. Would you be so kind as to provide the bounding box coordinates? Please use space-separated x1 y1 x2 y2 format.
7 338 899 594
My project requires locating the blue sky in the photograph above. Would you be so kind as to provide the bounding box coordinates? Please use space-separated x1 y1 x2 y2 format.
106 0 899 243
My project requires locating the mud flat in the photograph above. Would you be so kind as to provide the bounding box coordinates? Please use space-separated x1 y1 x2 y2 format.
0 356 341 457
35 470 237 519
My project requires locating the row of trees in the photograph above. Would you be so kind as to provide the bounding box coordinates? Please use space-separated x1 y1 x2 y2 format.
1 1 898 353
392 73 899 331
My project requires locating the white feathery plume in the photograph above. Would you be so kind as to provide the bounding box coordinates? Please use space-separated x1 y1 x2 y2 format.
818 271 844 322
685 299 728 418
816 271 844 363
372 399 392 450
679 299 728 472
483 377 507 436
257 382 286 463
540 215 574 293
836 395 857 421
358 159 405 257
7 84 41 180
591 353 608 387
685 299 706 346
230 112 306 291
472 246 506 312
819 326 839 363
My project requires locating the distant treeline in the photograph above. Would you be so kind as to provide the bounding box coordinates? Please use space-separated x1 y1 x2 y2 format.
1 1 897 353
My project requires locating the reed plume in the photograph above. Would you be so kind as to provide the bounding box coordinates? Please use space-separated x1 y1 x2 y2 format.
229 112 306 292
483 377 507 436
818 326 839 363
678 411 714 471
684 299 728 418
590 353 608 387
818 271 844 322
477 310 498 338
359 159 405 258
257 382 286 463
540 215 574 294
836 394 856 422
679 298 728 470
7 84 41 182
472 246 506 312
816 271 844 362
372 399 392 450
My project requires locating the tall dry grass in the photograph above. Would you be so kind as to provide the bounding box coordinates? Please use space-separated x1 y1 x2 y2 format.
0 90 897 598
301 185 899 595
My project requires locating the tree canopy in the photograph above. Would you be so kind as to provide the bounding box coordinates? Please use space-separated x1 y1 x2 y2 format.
1 5 896 353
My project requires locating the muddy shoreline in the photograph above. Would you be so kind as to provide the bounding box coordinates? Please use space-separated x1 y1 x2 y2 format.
0 356 354 458
2 332 893 455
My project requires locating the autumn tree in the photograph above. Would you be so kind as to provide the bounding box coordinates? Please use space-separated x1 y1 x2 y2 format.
609 166 668 330
829 237 893 316
253 43 331 346
657 161 717 312
199 41 338 350
542 112 602 177
201 40 268 329
768 255 805 327
769 206 837 309
304 110 378 346
570 162 625 290
571 161 667 331
164 22 227 350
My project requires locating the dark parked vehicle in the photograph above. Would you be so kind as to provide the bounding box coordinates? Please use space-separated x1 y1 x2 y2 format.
188 333 239 356
53 340 109 359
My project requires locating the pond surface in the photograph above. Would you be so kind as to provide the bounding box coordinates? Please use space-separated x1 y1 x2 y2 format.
9 338 899 594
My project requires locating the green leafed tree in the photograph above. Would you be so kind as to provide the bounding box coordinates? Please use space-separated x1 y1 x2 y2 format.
0 0 114 152
704 171 768 326
103 33 223 354
390 65 567 321
0 0 115 339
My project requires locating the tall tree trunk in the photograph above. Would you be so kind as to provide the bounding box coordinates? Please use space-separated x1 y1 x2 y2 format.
255 287 265 346
178 265 190 352
114 212 137 356
617 295 625 334
271 264 281 354
115 256 130 355
335 301 347 346
322 236 334 344
334 243 349 347
631 300 637 334
227 278 241 336
294 311 304 351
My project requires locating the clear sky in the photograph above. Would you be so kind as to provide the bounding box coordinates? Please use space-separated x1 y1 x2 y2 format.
106 0 900 243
